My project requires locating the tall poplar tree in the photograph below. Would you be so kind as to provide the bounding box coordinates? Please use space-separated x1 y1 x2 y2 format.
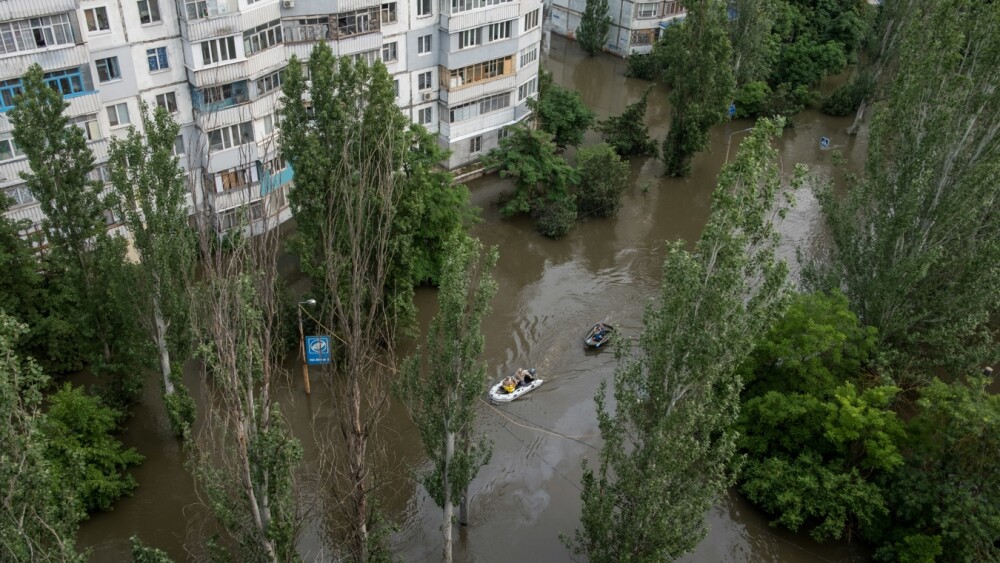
577 0 612 56
814 0 1000 372
398 235 498 563
568 118 796 561
661 0 735 176
107 104 196 434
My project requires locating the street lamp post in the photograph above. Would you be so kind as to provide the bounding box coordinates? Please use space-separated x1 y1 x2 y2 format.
297 299 317 395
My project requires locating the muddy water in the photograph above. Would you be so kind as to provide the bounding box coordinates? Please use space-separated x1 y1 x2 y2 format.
77 34 872 562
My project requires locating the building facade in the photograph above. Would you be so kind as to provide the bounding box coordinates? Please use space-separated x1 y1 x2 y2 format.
548 0 683 56
1 0 541 236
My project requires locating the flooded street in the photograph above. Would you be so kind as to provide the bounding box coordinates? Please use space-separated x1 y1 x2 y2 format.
78 34 871 561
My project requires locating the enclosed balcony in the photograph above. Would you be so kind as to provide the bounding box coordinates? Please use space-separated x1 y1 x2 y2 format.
190 80 249 113
1 66 96 112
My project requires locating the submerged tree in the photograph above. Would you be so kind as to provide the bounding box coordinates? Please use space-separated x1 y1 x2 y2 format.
813 0 1000 373
398 235 498 563
595 86 658 158
577 0 612 56
107 104 196 435
528 71 595 149
574 143 629 218
661 0 735 176
568 118 797 561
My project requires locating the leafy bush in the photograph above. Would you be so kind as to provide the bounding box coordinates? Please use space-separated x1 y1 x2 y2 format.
821 73 875 117
574 143 629 218
41 384 144 513
626 53 657 80
733 81 772 118
533 195 577 238
528 71 595 148
595 87 658 157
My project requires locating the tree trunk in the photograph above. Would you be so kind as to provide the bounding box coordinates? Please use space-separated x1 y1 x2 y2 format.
152 294 174 395
847 98 868 136
443 429 455 563
459 426 471 526
348 374 368 561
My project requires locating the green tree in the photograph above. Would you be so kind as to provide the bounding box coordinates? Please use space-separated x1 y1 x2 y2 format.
398 235 498 563
481 125 579 238
879 374 1000 562
812 0 1000 373
577 0 612 56
595 86 658 158
131 536 174 563
40 383 144 513
661 0 735 176
728 0 778 86
568 118 796 561
280 46 410 559
574 143 629 218
528 71 595 148
0 313 84 562
107 104 196 435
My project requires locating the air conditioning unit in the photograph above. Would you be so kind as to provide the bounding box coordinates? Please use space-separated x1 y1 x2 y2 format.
422 92 434 101
282 0 294 8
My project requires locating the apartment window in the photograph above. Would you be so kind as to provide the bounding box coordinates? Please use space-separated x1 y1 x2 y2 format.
418 107 432 125
69 114 100 141
450 0 512 14
416 0 432 17
663 0 682 14
284 17 329 42
95 57 121 82
138 0 162 24
263 112 281 135
469 135 481 154
173 134 185 156
637 2 656 18
524 9 539 30
449 92 510 122
200 36 238 65
217 167 255 191
448 56 512 88
0 14 75 55
417 34 431 54
337 8 379 37
380 2 398 23
631 29 655 45
208 122 254 152
0 138 22 161
518 76 537 100
85 7 111 32
498 127 512 140
107 103 131 127
479 92 510 113
3 185 36 207
418 71 432 90
44 68 85 97
519 45 538 67
0 79 22 109
382 41 398 62
185 0 208 20
487 21 511 42
353 50 379 66
244 20 282 55
458 29 480 49
155 91 177 112
256 70 284 95
147 47 169 72
393 79 399 98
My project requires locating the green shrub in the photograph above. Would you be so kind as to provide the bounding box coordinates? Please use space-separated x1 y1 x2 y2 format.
533 195 577 238
733 81 772 118
626 53 657 80
575 143 629 218
821 74 875 117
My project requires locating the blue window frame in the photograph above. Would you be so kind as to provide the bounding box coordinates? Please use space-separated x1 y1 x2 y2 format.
0 79 23 110
147 47 169 72
43 68 85 97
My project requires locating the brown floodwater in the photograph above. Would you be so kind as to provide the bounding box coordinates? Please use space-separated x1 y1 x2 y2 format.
77 34 873 562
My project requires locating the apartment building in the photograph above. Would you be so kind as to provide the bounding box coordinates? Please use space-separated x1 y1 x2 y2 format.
0 0 541 236
548 0 683 56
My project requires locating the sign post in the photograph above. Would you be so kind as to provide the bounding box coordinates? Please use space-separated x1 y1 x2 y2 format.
297 299 317 394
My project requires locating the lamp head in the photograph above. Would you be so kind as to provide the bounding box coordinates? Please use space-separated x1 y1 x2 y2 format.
300 298 316 306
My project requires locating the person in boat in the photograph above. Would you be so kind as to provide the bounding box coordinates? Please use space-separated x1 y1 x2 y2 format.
516 368 533 385
593 323 606 341
502 376 517 394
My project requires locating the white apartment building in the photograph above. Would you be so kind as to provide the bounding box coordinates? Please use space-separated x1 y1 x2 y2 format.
0 0 542 236
549 0 683 56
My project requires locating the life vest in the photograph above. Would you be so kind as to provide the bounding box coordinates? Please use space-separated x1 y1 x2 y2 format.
503 382 516 393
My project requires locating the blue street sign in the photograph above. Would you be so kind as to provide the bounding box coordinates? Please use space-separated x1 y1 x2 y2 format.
728 103 737 118
820 136 831 149
305 336 331 365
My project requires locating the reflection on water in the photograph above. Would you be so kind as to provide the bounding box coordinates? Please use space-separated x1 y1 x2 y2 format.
77 34 871 562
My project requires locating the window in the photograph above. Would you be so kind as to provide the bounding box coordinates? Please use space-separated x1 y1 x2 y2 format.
519 45 538 67
107 103 130 127
498 127 512 140
449 0 513 14
449 92 510 122
138 0 162 24
155 91 177 112
69 114 101 141
0 138 22 161
44 68 85 96
353 50 379 66
185 0 208 19
208 122 254 152
382 41 398 62
518 76 537 100
448 56 512 88
637 2 656 18
147 47 169 72
523 9 539 30
469 135 481 154
393 79 399 98
263 112 280 135
337 8 379 37
417 34 431 54
95 57 121 82
0 79 23 109
380 2 397 23
256 70 284 95
631 29 655 45
244 20 282 55
200 36 238 65
458 29 480 49
418 71 432 90
217 167 255 191
3 185 36 207
416 0 431 17
418 107 432 125
85 7 111 32
284 17 329 42
173 134 185 156
487 21 511 42
0 15 75 55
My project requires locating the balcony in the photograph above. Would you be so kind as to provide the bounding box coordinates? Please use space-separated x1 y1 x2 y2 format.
1 66 96 113
191 80 250 114
283 9 383 43
0 0 78 21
